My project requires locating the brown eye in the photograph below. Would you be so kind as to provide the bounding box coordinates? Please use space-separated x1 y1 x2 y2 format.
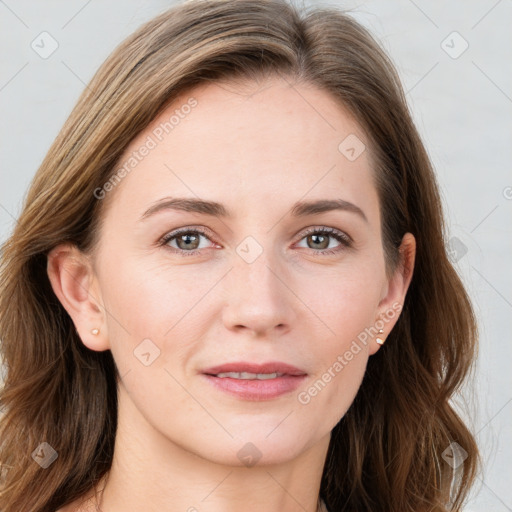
307 233 330 250
296 227 352 256
160 228 213 255
174 232 201 251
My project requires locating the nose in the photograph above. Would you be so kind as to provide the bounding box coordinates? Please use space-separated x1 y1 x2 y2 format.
221 246 296 337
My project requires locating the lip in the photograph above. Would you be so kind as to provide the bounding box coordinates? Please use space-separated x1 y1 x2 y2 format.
201 361 308 401
202 361 307 376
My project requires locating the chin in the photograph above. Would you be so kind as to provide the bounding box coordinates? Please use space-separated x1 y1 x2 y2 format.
191 424 317 467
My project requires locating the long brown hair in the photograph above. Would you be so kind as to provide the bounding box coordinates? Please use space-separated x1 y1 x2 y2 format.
0 1 480 510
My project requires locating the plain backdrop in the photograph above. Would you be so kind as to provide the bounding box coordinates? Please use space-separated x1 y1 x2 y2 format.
1 1 511 510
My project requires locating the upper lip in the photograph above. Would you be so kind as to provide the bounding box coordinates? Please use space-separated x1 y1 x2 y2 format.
202 361 307 376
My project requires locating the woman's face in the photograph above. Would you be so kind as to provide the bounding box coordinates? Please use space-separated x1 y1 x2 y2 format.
63 76 413 466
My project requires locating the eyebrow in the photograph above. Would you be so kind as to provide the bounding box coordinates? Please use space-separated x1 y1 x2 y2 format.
140 197 368 223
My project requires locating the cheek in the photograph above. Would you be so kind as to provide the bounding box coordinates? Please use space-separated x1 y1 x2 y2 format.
307 261 383 343
295 325 370 434
295 263 382 423
98 254 223 378
100 255 208 336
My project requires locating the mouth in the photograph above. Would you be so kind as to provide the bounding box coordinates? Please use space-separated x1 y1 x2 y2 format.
201 361 307 401
202 361 307 377
213 371 287 380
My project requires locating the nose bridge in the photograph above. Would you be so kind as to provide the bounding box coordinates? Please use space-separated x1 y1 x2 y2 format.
233 234 284 300
221 234 295 334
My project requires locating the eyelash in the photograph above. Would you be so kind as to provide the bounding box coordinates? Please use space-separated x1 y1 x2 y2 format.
158 226 352 257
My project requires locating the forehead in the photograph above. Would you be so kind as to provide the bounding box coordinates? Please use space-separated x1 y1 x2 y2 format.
100 76 378 225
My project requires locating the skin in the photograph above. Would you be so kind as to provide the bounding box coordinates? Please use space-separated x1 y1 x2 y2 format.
48 76 415 512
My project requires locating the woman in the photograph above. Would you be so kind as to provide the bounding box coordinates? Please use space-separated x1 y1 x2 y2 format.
0 1 479 511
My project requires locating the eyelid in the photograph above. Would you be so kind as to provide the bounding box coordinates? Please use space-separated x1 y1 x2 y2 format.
297 226 353 244
158 225 217 248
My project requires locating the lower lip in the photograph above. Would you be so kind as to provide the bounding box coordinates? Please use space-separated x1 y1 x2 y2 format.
202 374 307 400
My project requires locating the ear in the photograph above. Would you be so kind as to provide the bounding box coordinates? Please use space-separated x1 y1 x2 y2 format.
47 243 110 351
369 232 416 355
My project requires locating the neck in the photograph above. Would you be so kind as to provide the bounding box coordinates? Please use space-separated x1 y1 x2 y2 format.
95 384 329 512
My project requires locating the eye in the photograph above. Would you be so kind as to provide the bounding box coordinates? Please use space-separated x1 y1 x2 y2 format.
158 226 352 257
295 227 352 256
159 227 216 256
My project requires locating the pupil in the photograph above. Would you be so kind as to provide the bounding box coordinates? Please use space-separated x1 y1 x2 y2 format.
310 234 328 249
179 233 198 249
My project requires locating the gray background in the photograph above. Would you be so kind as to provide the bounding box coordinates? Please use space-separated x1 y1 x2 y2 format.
1 0 511 510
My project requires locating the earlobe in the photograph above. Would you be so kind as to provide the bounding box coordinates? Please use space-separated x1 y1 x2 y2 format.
375 329 385 346
47 243 109 351
370 233 416 354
